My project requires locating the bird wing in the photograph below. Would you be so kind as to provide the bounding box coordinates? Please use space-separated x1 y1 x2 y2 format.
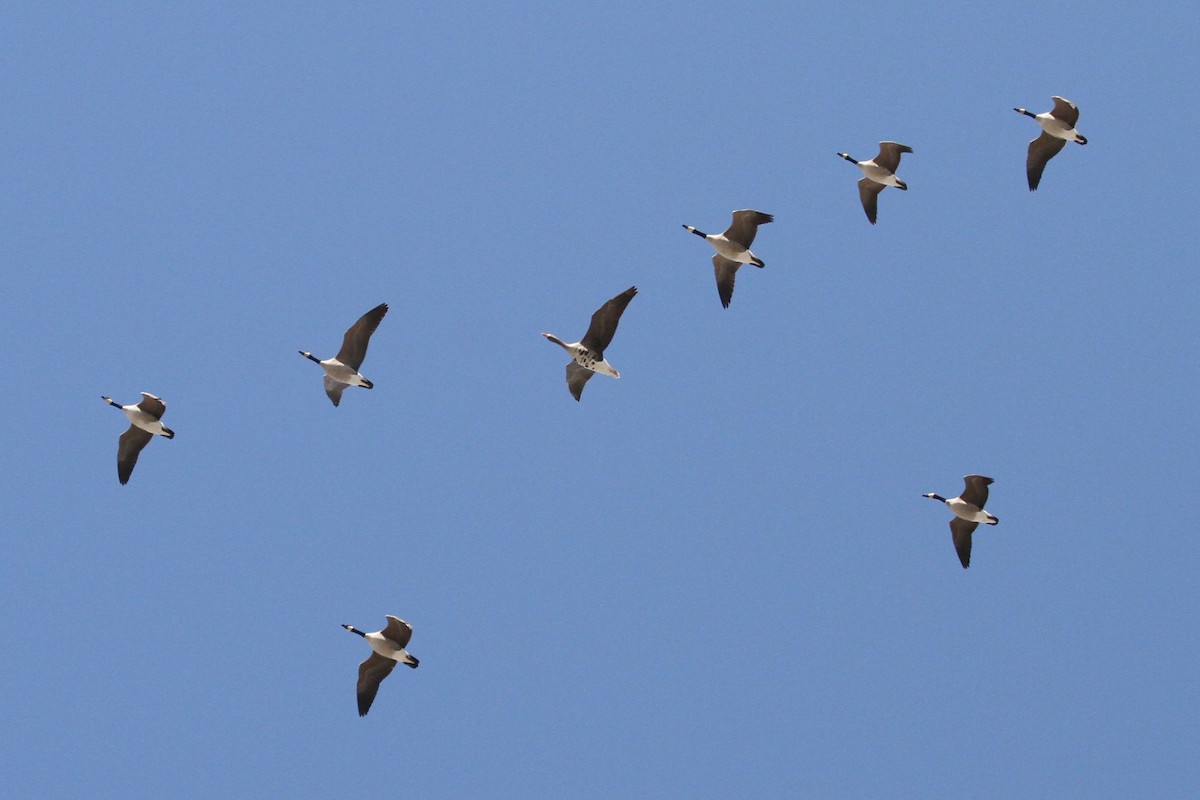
1050 96 1079 128
723 209 773 248
1025 132 1067 191
382 616 413 648
950 517 978 569
335 303 388 370
857 178 886 225
137 392 166 419
566 361 595 401
323 375 347 407
712 255 741 308
580 286 637 353
356 652 397 716
874 142 912 173
117 425 154 485
960 475 993 509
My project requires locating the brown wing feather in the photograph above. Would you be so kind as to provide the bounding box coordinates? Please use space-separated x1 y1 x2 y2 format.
382 616 413 648
1026 132 1067 190
960 475 993 509
713 255 741 308
117 426 154 485
335 303 388 370
857 178 885 224
356 652 397 716
950 518 978 569
723 210 773 248
1050 96 1080 128
873 142 912 173
580 286 636 353
136 392 166 419
566 361 595 401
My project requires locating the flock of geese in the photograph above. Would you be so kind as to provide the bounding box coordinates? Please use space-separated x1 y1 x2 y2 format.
100 96 1086 715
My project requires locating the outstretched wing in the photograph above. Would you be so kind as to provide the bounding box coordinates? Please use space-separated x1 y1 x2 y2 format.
336 303 389 370
950 517 979 569
723 209 773 249
382 616 413 648
117 425 154 485
713 255 742 308
580 286 637 354
874 142 912 173
960 475 993 509
323 375 347 407
1026 132 1067 191
1050 96 1079 128
566 361 595 401
137 392 166 419
857 178 886 224
356 652 397 716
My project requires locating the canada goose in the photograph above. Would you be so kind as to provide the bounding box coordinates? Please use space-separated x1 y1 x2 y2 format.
837 142 913 224
1014 96 1087 190
101 392 175 485
543 286 637 401
299 303 388 406
682 210 773 308
341 616 419 717
923 475 1000 569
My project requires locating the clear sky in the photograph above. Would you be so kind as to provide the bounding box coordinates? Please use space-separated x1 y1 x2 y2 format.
4 2 1197 797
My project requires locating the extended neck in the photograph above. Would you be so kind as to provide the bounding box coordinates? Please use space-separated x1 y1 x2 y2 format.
837 152 857 164
1014 108 1035 118
102 396 122 409
342 624 366 637
923 493 947 503
683 225 708 239
300 351 320 363
542 332 570 351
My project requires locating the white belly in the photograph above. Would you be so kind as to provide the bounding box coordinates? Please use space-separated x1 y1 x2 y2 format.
321 358 369 387
708 235 755 263
946 498 993 523
1038 115 1082 142
125 408 170 436
858 162 903 187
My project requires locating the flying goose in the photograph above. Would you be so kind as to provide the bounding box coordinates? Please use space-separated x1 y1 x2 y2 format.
923 475 1000 569
101 392 175 485
1014 96 1087 190
682 210 774 308
837 142 913 224
543 286 637 401
342 616 419 717
300 303 388 406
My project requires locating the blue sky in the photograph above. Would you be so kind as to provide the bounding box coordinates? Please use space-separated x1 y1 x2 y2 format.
4 2 1198 797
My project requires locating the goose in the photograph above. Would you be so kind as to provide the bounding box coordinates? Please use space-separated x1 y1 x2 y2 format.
299 303 388 406
682 210 773 308
543 286 637 401
101 392 175 485
1014 96 1087 190
341 616 419 717
837 142 913 224
923 475 1000 569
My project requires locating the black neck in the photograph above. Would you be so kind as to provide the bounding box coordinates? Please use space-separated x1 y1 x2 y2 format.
343 625 365 637
688 227 707 238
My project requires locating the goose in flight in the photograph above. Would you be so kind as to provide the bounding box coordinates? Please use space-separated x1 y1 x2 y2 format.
342 616 419 717
543 286 637 401
1014 96 1087 190
102 392 175 485
682 210 773 307
837 142 913 224
300 303 388 406
923 475 1000 569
